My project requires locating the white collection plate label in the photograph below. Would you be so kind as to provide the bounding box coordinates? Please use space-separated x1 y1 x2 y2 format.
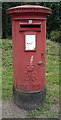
25 34 36 50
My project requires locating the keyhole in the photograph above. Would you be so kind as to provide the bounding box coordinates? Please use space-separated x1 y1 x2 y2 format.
41 53 44 58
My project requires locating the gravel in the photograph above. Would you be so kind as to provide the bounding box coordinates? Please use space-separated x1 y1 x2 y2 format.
2 100 27 118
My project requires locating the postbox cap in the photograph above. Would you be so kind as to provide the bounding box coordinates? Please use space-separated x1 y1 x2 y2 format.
6 5 52 15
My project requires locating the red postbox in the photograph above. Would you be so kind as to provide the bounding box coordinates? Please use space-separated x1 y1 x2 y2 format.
7 5 52 110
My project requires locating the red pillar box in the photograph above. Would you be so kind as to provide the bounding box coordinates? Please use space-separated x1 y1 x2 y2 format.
6 5 52 110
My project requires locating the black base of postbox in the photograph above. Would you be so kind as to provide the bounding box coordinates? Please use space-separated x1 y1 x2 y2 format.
13 86 46 110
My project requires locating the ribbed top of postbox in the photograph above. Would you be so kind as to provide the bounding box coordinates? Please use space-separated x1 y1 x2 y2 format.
6 5 52 15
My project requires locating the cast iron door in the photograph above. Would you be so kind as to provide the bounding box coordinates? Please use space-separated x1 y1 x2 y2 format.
13 21 46 92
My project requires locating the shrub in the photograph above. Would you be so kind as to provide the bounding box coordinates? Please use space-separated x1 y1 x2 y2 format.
50 30 61 43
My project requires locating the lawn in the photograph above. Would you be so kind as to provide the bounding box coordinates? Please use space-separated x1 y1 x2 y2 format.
2 38 60 118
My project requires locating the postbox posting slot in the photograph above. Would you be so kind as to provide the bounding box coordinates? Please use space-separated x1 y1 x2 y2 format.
19 23 41 32
21 24 40 28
